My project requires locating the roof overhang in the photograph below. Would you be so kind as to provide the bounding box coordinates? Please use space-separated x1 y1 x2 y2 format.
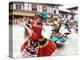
10 1 63 7
67 6 78 10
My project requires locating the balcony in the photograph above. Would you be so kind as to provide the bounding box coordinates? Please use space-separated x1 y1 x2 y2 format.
9 9 59 17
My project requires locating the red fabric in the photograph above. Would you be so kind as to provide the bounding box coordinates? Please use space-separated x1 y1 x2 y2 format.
21 41 28 52
37 40 56 56
31 26 42 41
21 25 57 56
21 25 42 52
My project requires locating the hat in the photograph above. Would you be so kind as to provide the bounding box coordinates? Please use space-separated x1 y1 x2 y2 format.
39 12 47 20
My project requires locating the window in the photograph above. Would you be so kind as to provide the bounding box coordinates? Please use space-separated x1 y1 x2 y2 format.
42 5 47 12
10 5 13 9
62 14 64 18
37 5 40 11
47 6 52 13
16 5 22 10
24 3 29 11
39 5 42 12
54 10 56 14
32 4 37 11
71 10 73 13
66 14 67 18
47 6 49 12
29 4 32 11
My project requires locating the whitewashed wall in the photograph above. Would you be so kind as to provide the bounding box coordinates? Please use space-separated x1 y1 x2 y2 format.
13 25 25 58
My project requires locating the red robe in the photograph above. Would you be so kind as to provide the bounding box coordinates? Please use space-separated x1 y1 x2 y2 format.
21 25 57 56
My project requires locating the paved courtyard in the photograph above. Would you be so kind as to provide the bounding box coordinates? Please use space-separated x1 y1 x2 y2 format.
53 29 78 56
12 25 78 58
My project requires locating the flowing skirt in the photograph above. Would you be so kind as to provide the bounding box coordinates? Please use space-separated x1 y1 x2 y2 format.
50 35 65 42
37 40 56 56
21 38 57 57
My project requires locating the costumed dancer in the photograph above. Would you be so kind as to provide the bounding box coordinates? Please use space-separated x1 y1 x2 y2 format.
19 12 57 57
59 19 71 38
50 18 65 43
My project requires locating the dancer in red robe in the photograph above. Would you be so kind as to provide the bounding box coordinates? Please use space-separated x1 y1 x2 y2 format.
20 12 57 57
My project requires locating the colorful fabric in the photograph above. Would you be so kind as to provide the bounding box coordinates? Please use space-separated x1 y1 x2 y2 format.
38 40 56 56
50 34 65 42
21 25 57 56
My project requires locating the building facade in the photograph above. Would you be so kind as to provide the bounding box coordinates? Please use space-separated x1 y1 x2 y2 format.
67 6 78 21
59 10 75 20
9 1 62 19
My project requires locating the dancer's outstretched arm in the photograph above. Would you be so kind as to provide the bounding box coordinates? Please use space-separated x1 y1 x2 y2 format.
17 20 32 37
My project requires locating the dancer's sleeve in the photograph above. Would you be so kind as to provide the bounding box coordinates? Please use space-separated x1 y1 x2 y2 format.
17 20 32 37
